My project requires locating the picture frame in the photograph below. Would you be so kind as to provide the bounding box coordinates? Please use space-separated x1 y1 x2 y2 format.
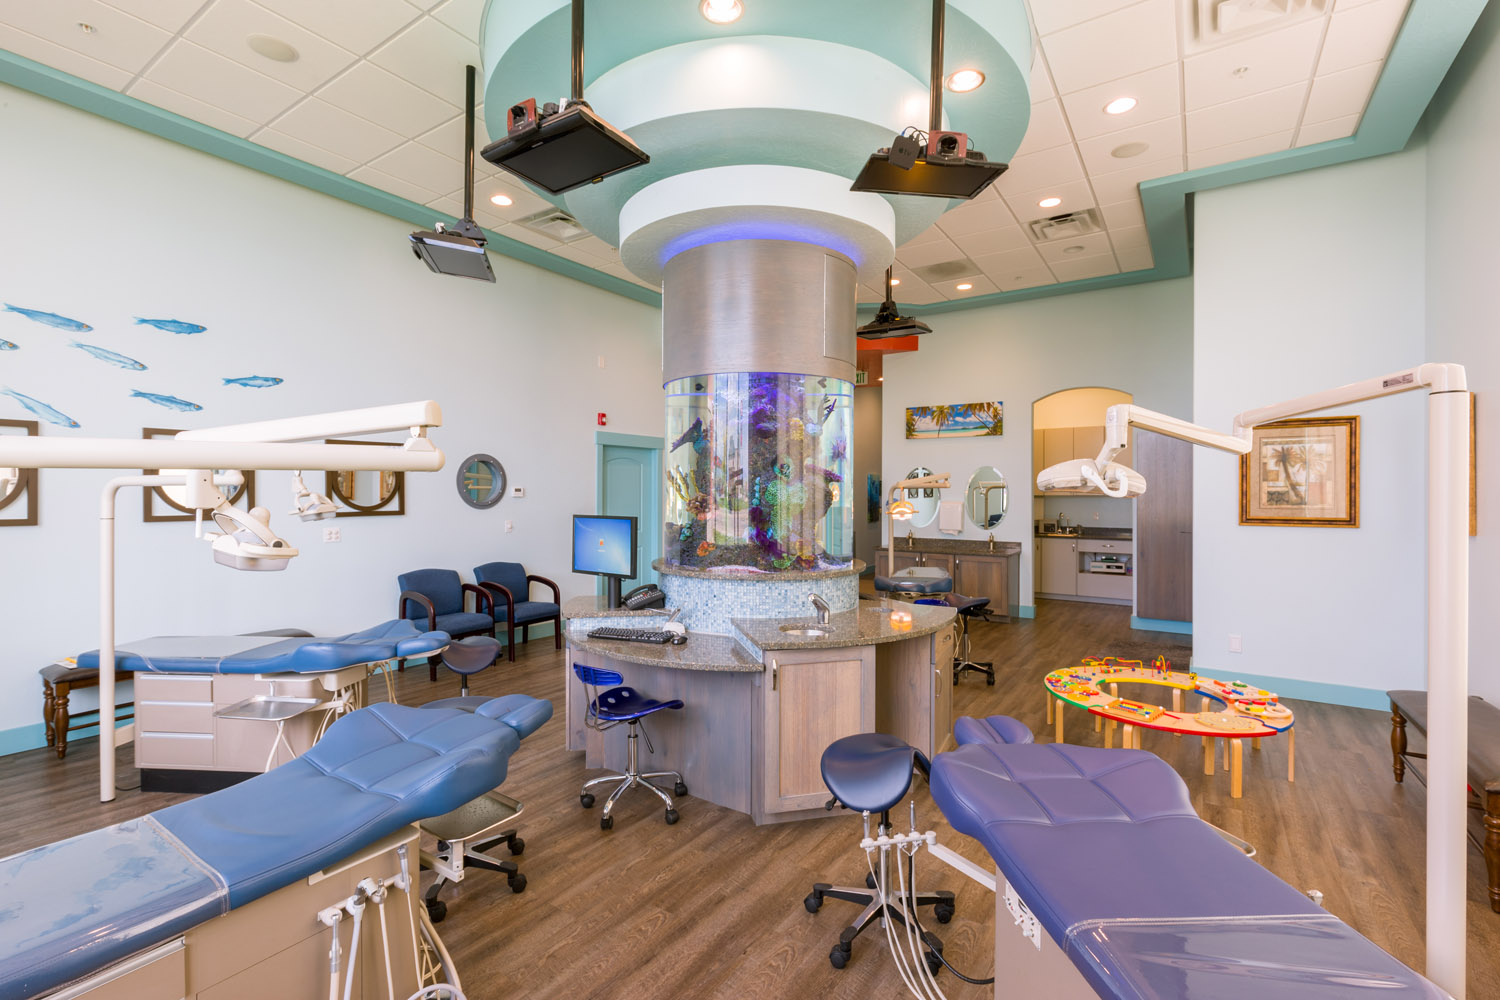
1239 416 1359 527
905 401 1003 439
141 427 255 523
0 419 39 527
325 439 405 517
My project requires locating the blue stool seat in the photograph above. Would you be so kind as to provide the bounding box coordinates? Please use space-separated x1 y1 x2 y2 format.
572 663 688 830
873 574 952 594
592 686 684 722
821 732 930 815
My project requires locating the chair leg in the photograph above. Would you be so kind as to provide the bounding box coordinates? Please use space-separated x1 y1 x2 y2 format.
429 660 438 683
506 622 516 662
553 614 563 650
522 623 529 645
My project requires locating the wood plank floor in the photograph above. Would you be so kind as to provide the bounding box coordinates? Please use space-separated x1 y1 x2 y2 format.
2 600 1497 998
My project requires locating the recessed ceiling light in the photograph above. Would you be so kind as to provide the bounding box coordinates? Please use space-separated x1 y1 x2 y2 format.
1111 141 1150 159
1104 96 1137 115
246 33 299 63
490 193 514 207
1062 245 1086 255
1038 196 1062 209
945 69 985 93
889 278 901 286
700 0 743 23
77 22 97 34
955 283 973 291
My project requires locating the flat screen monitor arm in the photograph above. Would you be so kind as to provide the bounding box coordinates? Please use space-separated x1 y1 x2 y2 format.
1037 363 1471 998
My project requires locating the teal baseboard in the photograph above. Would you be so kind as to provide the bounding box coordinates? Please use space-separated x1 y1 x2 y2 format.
1015 605 1035 619
0 713 132 757
1194 669 1388 711
1131 616 1192 635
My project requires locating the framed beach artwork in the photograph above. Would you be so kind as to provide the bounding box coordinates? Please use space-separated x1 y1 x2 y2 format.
1239 416 1359 527
905 401 1003 439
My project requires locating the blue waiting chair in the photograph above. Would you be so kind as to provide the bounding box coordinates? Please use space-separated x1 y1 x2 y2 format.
397 568 496 682
474 562 562 661
572 663 688 830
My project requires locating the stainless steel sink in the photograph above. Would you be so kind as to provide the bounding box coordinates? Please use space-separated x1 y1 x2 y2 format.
779 625 831 636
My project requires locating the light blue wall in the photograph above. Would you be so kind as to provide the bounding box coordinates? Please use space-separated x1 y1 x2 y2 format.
0 85 665 749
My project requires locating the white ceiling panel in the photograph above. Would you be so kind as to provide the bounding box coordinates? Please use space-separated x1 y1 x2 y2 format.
1058 63 1181 141
1185 82 1307 151
128 78 258 136
253 127 360 173
495 222 562 251
319 61 457 137
1037 231 1113 263
1048 251 1120 282
574 235 621 260
935 276 999 299
1012 99 1073 157
894 284 946 306
996 143 1086 195
996 268 1057 292
425 193 466 220
252 0 417 57
547 244 599 268
469 175 555 220
1042 0 1179 96
1303 60 1383 123
1029 0 1147 38
1186 129 1294 170
100 0 207 33
416 107 497 160
1028 56 1056 103
949 225 1032 258
1115 244 1154 272
368 16 475 107
973 246 1049 281
1003 179 1098 223
185 0 356 92
431 0 485 43
1183 18 1324 112
347 163 442 204
1086 156 1181 204
1317 0 1409 75
0 24 133 89
1106 225 1150 250
370 140 463 194
1076 115 1184 176
935 197 1016 239
1296 113 1360 145
146 40 302 122
895 237 966 269
2 0 170 73
1098 199 1146 230
901 225 952 249
270 97 404 162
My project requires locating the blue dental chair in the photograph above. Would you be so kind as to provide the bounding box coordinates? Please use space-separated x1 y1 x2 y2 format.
474 561 562 662
398 568 497 682
573 663 688 830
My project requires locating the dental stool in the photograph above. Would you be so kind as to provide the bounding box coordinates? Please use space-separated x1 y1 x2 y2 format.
805 733 956 972
873 567 952 602
440 636 500 696
573 663 688 830
946 594 995 686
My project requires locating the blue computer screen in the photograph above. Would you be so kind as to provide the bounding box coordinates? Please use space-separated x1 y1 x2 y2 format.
572 515 637 578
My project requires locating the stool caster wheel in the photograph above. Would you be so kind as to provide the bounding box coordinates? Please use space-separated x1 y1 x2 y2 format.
986 675 996 687
925 951 943 976
829 943 850 970
425 898 447 924
934 903 955 924
865 872 878 890
508 873 527 894
600 815 613 831
953 674 960 686
804 891 823 914
673 781 689 797
509 837 525 856
665 808 680 825
580 793 595 809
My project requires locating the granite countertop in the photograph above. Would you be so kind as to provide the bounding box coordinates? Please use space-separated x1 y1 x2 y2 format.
876 538 1023 556
567 630 765 672
652 558 866 581
1035 528 1133 540
734 600 956 652
563 596 668 620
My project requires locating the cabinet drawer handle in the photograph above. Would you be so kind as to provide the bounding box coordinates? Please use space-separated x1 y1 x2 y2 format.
771 659 778 691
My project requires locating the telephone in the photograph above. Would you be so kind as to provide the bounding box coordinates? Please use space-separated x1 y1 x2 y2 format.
622 583 666 610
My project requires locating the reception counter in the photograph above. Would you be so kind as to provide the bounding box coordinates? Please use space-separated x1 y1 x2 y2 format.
563 597 957 825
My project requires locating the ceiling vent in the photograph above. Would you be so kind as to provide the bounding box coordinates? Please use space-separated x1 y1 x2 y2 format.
518 209 590 243
1189 0 1328 50
1028 209 1102 243
910 258 979 283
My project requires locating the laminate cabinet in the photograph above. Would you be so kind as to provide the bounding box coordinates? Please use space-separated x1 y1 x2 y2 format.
875 626 957 760
953 554 1009 615
760 646 875 815
1038 537 1078 596
1134 431 1193 622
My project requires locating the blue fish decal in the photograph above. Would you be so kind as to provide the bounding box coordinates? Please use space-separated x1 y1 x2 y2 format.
72 341 147 371
222 376 283 388
131 390 202 412
1 388 79 427
0 340 16 351
134 317 206 335
4 304 91 332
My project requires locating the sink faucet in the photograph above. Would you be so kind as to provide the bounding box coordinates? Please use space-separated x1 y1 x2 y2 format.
905 529 914 548
810 593 830 625
988 532 995 553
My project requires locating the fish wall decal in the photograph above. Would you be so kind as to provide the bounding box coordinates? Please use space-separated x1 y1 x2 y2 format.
134 317 206 335
4 304 91 332
130 390 202 412
222 376 283 388
1 388 80 427
0 340 17 351
72 341 147 371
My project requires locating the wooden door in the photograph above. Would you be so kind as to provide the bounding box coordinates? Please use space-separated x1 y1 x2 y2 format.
1039 538 1078 596
1134 430 1193 621
762 648 874 814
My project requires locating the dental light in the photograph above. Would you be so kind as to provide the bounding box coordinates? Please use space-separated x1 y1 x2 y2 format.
209 503 298 571
1035 364 1472 998
886 472 948 576
290 470 338 521
410 65 495 282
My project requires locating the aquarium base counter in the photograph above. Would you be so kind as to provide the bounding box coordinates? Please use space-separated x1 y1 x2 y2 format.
563 599 956 825
653 559 863 634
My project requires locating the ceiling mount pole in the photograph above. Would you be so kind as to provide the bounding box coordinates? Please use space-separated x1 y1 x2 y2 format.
571 0 585 104
463 64 476 222
929 0 945 134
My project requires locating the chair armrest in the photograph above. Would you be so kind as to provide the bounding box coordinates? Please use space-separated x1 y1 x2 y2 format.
527 574 561 604
478 582 516 618
398 591 437 633
461 582 494 617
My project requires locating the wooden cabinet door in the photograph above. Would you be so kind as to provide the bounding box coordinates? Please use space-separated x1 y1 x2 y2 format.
1039 538 1078 596
890 550 923 573
1042 427 1074 472
924 553 955 576
954 555 1008 611
762 647 874 814
932 627 956 754
1134 430 1193 621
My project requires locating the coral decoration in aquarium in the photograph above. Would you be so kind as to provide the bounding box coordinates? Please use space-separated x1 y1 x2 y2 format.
665 372 853 572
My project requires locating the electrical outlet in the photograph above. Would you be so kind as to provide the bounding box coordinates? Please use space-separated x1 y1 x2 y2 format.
510 486 525 498
323 526 341 543
504 520 514 533
1228 633 1242 653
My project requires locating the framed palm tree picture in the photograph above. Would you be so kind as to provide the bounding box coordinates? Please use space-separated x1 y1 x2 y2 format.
905 401 1003 439
1239 416 1359 527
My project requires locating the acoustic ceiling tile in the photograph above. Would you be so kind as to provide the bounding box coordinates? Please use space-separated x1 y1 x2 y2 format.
496 222 562 251
1296 113 1361 146
996 268 1058 292
319 60 458 137
1048 251 1120 282
1106 225 1150 251
146 40 303 123
1058 63 1181 141
1076 115 1184 176
1183 18 1324 112
1013 99 1073 157
1003 179 1097 223
1037 231 1113 263
469 175 554 219
1099 198 1147 230
1186 129 1294 170
252 0 418 56
1086 156 1182 205
1030 0 1152 38
0 24 133 89
128 78 259 137
431 0 485 42
253 127 361 173
894 237 965 270
935 276 998 299
370 140 463 194
996 143 1086 196
973 246 1049 281
935 197 1015 238
1115 244 1156 273
1041 0 1179 96
1317 0 1409 76
100 0 205 33
901 224 953 249
347 163 443 204
271 97 405 163
186 0 357 92
1185 81 1306 151
950 225 1032 258
1302 60 1383 123
1 0 169 73
368 15 476 107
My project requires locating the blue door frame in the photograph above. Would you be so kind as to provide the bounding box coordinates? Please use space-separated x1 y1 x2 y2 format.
595 431 663 594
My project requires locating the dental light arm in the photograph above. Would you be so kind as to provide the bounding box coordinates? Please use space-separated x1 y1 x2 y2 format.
886 474 950 576
1036 404 1250 498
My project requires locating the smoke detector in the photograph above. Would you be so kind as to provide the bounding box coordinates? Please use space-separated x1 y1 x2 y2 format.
518 209 590 243
1028 209 1103 243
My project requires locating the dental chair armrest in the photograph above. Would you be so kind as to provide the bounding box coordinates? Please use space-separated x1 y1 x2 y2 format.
478 582 515 618
461 583 494 618
526 574 561 604
398 590 438 633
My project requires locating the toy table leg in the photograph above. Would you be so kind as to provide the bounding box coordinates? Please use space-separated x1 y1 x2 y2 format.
1122 724 1134 749
1231 739 1244 799
1104 719 1115 748
1253 737 1261 752
1172 689 1182 737
1056 704 1065 744
1287 727 1295 782
1095 713 1102 733
1046 694 1054 726
1203 737 1215 775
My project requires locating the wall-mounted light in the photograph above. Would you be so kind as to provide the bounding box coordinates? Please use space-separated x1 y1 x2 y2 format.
945 68 984 93
701 0 743 23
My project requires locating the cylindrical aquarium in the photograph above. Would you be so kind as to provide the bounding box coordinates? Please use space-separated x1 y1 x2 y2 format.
664 372 853 573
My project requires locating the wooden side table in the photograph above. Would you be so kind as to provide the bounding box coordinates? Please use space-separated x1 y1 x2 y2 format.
39 663 135 760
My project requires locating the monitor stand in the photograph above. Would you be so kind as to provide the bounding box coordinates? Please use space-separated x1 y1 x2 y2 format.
605 576 623 610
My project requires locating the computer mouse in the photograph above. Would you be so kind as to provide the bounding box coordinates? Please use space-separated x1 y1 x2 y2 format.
661 621 687 636
671 633 688 645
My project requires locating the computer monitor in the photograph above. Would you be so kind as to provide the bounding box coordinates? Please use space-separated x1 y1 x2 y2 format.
572 514 638 608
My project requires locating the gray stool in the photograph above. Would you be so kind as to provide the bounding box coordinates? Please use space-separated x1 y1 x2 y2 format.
440 636 500 696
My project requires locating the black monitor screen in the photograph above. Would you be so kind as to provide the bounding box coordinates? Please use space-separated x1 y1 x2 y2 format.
572 514 638 579
851 154 1007 199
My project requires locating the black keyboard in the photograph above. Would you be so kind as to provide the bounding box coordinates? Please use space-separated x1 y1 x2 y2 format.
587 626 673 644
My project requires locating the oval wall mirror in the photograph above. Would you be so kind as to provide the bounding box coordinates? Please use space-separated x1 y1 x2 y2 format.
903 466 941 528
966 466 1008 528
